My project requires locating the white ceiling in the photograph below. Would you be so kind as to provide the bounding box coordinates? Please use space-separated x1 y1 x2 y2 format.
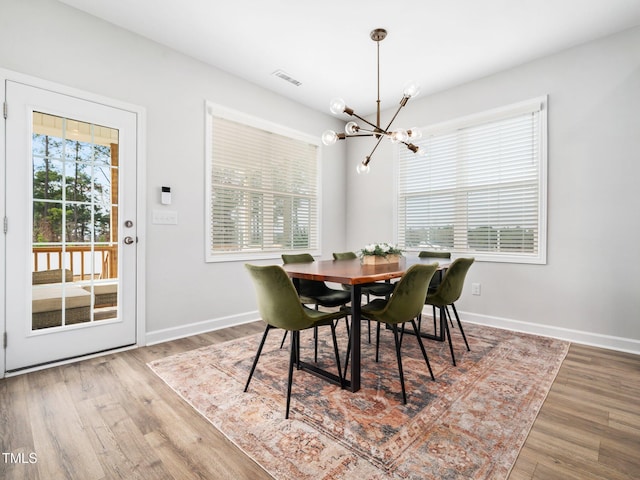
58 0 640 116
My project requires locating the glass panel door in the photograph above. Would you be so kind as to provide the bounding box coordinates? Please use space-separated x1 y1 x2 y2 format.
4 79 138 372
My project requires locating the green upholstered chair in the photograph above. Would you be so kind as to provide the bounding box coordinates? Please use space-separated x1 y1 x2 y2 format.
244 264 345 419
418 251 452 259
359 263 439 404
423 257 474 366
418 250 451 292
418 250 453 329
331 251 358 260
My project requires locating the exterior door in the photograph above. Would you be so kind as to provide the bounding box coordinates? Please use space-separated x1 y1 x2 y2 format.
4 80 138 372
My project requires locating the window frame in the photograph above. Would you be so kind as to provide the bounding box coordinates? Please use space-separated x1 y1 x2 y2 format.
394 96 548 264
204 102 322 263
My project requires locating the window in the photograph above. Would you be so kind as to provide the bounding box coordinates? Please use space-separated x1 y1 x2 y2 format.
205 103 320 262
397 96 547 263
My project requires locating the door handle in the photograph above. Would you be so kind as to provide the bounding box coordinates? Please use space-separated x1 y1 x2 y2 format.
124 236 135 245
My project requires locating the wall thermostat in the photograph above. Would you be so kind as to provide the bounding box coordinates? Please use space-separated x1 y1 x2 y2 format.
161 186 171 205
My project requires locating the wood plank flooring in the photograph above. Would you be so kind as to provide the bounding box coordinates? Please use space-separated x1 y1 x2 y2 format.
509 343 640 480
1 322 639 480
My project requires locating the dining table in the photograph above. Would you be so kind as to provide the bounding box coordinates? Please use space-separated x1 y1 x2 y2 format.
282 255 450 392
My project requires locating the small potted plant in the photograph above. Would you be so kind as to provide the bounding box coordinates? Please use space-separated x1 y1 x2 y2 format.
359 242 404 265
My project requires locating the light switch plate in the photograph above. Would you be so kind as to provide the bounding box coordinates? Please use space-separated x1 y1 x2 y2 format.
152 210 178 225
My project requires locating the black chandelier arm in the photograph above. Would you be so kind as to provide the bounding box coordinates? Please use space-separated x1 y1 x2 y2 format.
349 111 386 133
346 133 376 138
384 95 411 133
350 125 382 136
335 133 375 140
363 132 387 166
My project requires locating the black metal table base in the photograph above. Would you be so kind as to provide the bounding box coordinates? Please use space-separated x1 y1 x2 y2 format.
296 360 349 389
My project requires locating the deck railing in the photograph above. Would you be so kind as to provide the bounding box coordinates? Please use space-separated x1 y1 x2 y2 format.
33 245 118 280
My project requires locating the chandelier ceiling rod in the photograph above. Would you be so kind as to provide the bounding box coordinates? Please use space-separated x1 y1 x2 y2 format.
375 28 383 130
322 28 426 174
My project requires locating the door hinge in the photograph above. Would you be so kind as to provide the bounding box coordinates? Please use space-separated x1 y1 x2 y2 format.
3 216 7 234
3 332 6 349
2 101 6 119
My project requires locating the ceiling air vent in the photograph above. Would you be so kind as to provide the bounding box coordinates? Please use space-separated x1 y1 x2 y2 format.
272 69 302 87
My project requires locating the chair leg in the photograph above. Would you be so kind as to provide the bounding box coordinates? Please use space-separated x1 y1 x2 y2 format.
410 319 435 381
444 305 455 328
330 321 345 389
375 321 382 362
432 305 437 334
391 324 407 404
450 303 470 351
296 328 302 370
442 306 457 366
279 330 287 349
314 325 319 363
244 325 272 392
285 330 298 419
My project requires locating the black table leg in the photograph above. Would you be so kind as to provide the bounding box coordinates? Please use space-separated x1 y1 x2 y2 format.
350 284 361 392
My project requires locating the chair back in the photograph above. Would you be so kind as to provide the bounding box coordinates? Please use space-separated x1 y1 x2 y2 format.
281 253 314 264
419 250 451 259
281 253 328 297
245 264 313 331
332 251 357 260
429 258 475 305
374 263 439 324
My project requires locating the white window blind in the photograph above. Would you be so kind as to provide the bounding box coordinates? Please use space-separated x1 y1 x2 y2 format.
397 96 547 263
205 103 320 262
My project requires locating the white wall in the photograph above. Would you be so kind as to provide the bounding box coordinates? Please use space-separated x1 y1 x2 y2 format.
0 0 347 340
346 26 640 352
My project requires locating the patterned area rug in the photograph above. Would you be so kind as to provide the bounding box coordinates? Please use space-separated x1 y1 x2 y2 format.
148 322 569 479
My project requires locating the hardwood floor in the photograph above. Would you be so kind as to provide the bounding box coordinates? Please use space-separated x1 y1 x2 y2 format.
1 322 638 480
509 343 640 480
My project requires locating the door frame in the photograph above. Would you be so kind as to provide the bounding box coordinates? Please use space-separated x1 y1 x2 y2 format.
1 68 147 377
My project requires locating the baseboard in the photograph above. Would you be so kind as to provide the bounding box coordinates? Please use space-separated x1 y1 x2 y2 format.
145 311 260 346
145 308 640 357
456 310 640 356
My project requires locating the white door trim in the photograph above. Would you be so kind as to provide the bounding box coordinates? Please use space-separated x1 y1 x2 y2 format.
0 68 146 377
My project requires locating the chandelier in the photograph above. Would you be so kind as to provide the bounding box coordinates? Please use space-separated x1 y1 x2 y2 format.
321 28 426 174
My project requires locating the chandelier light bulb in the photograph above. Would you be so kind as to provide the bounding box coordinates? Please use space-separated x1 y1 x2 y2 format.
321 130 338 146
329 98 346 115
417 146 428 157
392 129 409 143
408 128 422 140
356 161 371 175
402 81 421 98
345 121 359 135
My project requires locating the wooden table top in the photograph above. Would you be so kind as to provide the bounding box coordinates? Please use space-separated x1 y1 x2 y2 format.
281 256 449 286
